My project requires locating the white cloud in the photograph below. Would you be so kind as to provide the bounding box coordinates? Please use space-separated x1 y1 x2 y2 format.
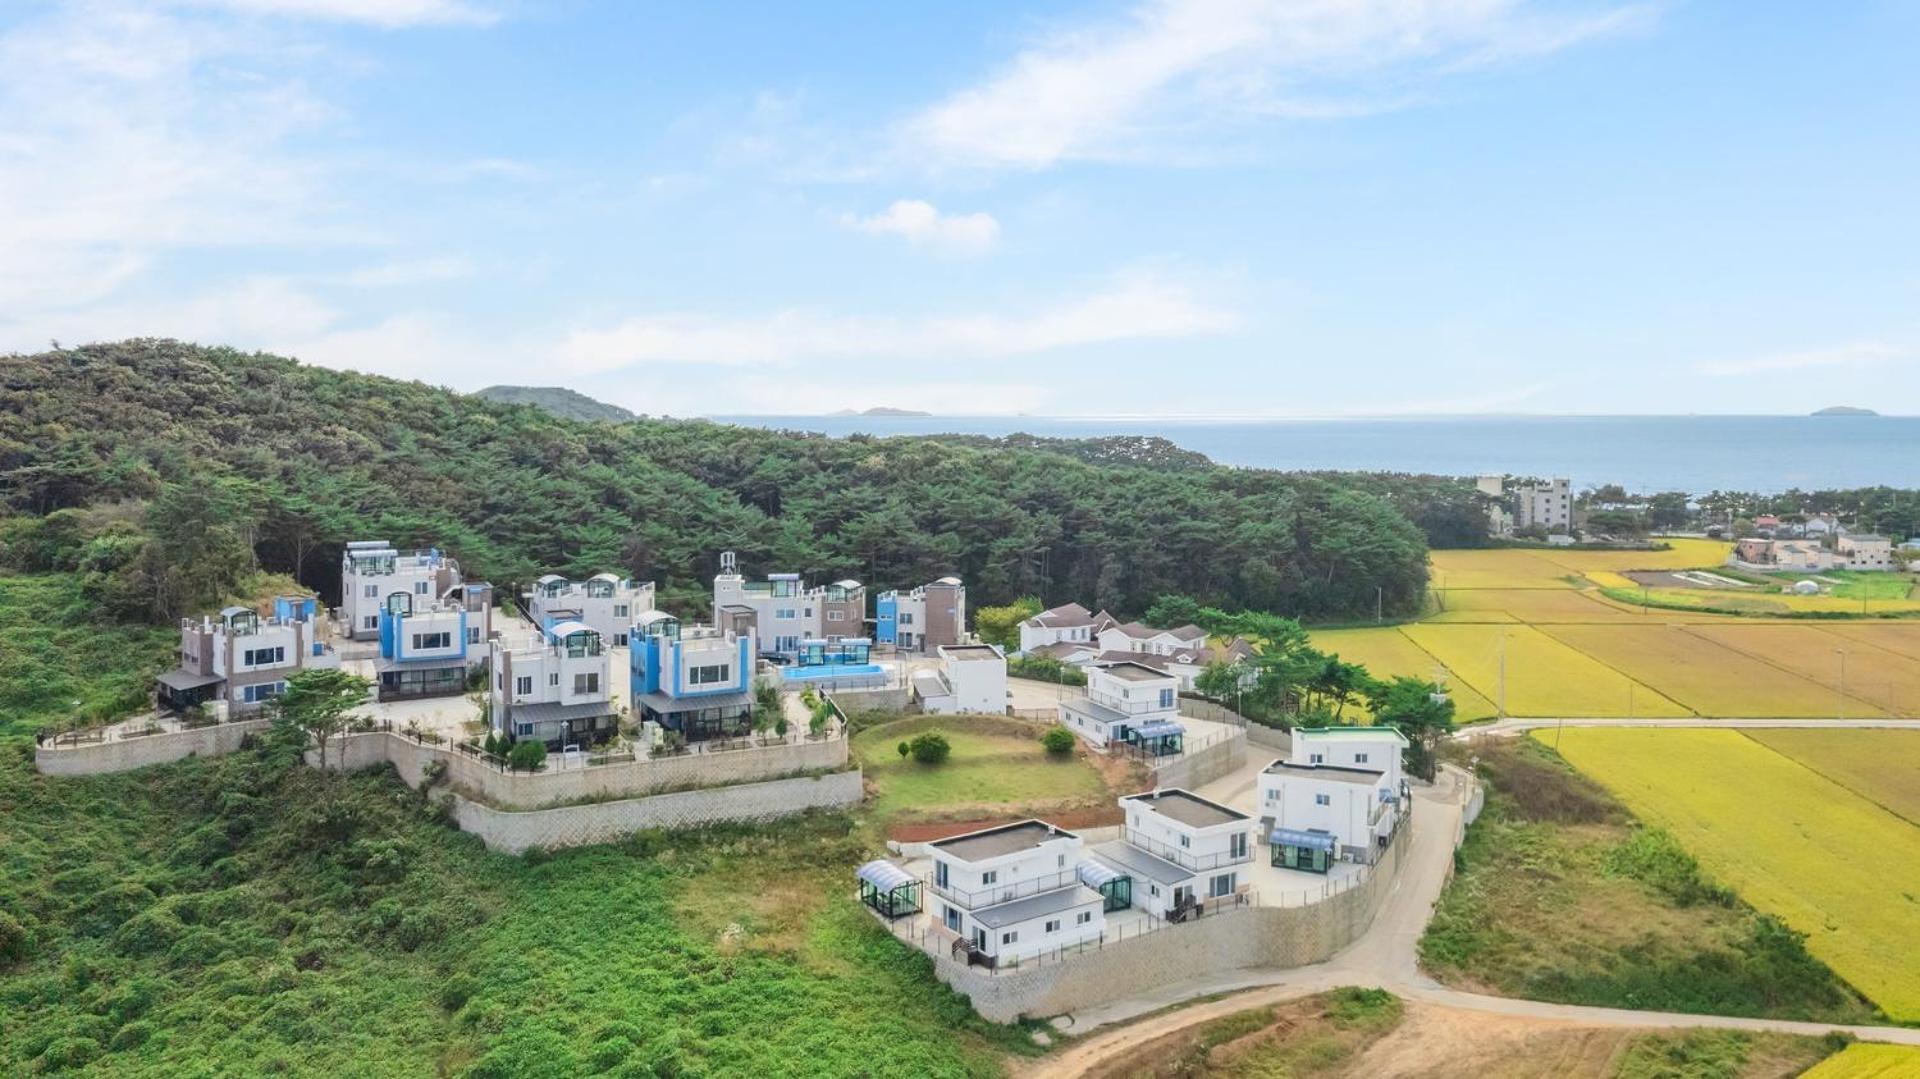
5 277 339 350
174 0 496 28
555 274 1237 372
843 199 1000 256
713 375 1050 417
1694 340 1906 377
904 0 1649 169
341 256 476 287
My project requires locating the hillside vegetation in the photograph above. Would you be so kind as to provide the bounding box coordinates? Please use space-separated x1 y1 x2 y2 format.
1 340 1435 620
473 385 638 423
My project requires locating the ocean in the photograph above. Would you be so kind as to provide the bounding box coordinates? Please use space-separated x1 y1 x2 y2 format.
710 414 1920 495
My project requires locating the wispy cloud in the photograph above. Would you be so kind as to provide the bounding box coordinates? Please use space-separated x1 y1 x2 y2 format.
173 0 497 28
340 256 476 287
903 0 1650 169
556 273 1237 372
1694 340 1906 377
842 199 1000 256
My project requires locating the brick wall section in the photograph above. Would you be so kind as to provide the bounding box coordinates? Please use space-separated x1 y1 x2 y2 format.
448 770 864 854
35 719 273 776
925 818 1413 1023
1148 729 1246 790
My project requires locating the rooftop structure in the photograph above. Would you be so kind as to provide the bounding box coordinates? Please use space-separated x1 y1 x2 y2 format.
526 572 656 645
875 576 966 653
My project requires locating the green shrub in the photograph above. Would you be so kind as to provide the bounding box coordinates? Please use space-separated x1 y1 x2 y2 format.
0 911 27 967
507 740 547 772
1605 827 1733 907
896 741 910 759
908 731 951 765
1039 726 1076 755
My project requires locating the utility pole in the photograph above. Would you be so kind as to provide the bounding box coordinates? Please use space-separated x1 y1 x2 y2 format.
1376 586 1383 624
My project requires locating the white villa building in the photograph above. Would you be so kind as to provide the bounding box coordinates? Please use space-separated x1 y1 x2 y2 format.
156 600 339 716
712 551 866 659
1017 602 1114 655
340 541 469 641
488 621 619 750
1257 727 1410 872
926 820 1106 968
876 577 967 653
373 590 478 702
1088 790 1253 920
1836 533 1896 571
1058 661 1185 752
628 610 757 743
527 573 656 645
914 643 1008 715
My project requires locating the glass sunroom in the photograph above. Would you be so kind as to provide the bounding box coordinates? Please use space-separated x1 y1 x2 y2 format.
1122 720 1185 757
1270 828 1335 874
1077 860 1133 912
855 859 921 920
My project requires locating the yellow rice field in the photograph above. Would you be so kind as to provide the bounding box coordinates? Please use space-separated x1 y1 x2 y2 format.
1429 587 1650 623
1687 624 1920 717
1308 627 1499 721
1548 728 1920 1021
1745 729 1920 826
1825 622 1920 662
1401 623 1689 717
1801 1044 1920 1078
1539 624 1886 718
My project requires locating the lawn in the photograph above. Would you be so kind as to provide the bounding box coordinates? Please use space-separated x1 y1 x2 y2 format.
1399 623 1690 718
1539 624 1882 718
852 715 1109 821
1744 729 1920 826
1823 571 1918 601
1420 738 1872 1023
1688 624 1920 716
1307 627 1498 722
1549 728 1920 1021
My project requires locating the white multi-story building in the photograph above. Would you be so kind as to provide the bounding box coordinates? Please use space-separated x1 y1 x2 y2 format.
487 621 618 750
156 600 340 716
373 590 476 702
1256 727 1409 872
712 552 865 658
1837 534 1896 571
914 644 1008 715
1514 478 1573 534
1086 790 1253 919
1058 661 1183 750
1017 602 1114 655
340 541 465 641
926 820 1106 967
875 576 966 653
527 573 656 646
628 610 757 743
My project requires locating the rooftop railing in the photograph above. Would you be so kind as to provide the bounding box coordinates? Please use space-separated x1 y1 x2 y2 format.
927 868 1078 910
1119 827 1253 873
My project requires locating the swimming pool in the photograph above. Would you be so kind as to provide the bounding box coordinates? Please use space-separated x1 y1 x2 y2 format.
781 662 887 684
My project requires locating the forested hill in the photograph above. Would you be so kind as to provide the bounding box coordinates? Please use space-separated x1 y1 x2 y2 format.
0 340 1439 622
473 385 637 423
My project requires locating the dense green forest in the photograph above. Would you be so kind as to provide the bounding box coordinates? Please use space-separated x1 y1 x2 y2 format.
0 340 1452 623
473 385 639 424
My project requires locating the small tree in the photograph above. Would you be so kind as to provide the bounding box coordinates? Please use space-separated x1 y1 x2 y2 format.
808 698 834 738
507 739 548 773
896 741 910 760
1039 725 1075 756
973 596 1042 649
908 731 951 765
1193 660 1243 702
1367 676 1456 781
267 668 372 771
775 717 789 738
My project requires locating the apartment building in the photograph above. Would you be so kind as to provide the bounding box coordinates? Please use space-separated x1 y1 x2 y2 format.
340 541 466 641
629 610 756 742
711 551 866 658
488 622 618 750
927 820 1106 968
875 576 966 653
156 600 340 716
527 573 656 646
1513 478 1573 534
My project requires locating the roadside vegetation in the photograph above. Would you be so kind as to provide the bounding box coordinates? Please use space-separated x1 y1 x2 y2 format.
1420 737 1877 1023
1083 988 1404 1079
0 573 176 737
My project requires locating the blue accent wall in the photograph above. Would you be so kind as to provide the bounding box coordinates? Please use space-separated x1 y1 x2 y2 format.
875 594 898 644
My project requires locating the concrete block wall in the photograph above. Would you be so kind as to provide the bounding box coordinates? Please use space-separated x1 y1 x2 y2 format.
1149 729 1246 790
1244 723 1290 754
449 770 864 854
34 719 273 776
927 816 1414 1022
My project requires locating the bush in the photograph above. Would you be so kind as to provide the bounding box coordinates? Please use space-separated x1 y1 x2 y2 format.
1039 726 1076 756
507 740 547 772
908 731 950 765
896 741 910 759
0 910 28 967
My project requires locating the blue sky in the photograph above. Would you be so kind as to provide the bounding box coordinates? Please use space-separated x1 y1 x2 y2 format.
2 1 1916 417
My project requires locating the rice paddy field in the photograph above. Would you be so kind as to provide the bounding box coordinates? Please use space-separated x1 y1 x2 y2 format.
1547 728 1920 1022
1309 541 1920 719
1801 1044 1920 1078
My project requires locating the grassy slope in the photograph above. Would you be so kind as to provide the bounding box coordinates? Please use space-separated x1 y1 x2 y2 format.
1419 738 1876 1023
0 574 176 735
851 715 1108 822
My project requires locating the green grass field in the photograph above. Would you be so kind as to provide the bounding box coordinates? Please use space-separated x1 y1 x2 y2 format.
852 716 1109 821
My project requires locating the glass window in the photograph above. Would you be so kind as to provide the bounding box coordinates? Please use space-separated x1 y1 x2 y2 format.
515 676 532 696
1045 919 1060 933
573 673 600 695
1315 793 1331 806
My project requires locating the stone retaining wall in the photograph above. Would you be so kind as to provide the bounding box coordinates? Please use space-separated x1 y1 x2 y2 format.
449 770 864 854
1244 723 1290 754
927 817 1413 1022
34 719 271 776
1148 728 1246 790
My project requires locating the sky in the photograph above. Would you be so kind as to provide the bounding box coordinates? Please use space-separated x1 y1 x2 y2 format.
2 0 1917 418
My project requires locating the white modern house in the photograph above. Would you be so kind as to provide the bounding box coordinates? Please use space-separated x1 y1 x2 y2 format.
1086 790 1253 920
157 599 340 716
628 610 757 743
1017 602 1115 655
1256 727 1410 872
876 576 966 653
914 644 1008 715
1058 661 1184 753
712 551 866 659
488 621 619 750
926 820 1106 968
373 590 477 702
340 541 466 641
527 573 656 645
1837 533 1896 571
1096 620 1207 657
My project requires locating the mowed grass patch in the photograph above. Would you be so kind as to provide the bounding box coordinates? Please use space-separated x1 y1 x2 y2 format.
1802 1044 1920 1078
1689 624 1920 716
853 716 1107 821
1549 728 1920 1021
1539 624 1883 718
1745 730 1920 826
1308 627 1498 722
1420 738 1873 1022
1401 623 1690 717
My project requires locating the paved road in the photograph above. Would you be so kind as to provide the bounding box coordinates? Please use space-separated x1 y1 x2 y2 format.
1031 759 1920 1077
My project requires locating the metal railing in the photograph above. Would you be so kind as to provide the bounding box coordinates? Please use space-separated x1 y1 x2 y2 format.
926 868 1078 910
1119 827 1253 873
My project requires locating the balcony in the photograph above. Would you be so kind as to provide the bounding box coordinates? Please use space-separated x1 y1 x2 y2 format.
1120 828 1252 873
928 868 1077 910
1087 693 1176 717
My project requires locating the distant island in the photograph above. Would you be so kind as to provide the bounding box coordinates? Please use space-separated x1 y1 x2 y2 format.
1811 405 1878 417
476 385 636 423
830 406 933 417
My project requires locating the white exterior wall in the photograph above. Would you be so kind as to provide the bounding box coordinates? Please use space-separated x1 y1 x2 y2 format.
1086 667 1179 720
714 575 815 654
933 837 1080 908
1019 621 1095 654
1839 537 1895 570
669 633 747 693
534 580 657 645
394 607 466 664
343 551 448 639
964 899 1104 964
1257 770 1394 851
941 650 1007 714
1515 478 1573 532
1289 731 1405 791
1122 805 1251 872
491 639 612 712
215 622 304 679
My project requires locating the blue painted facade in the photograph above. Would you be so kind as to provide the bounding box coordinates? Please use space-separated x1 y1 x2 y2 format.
875 593 899 645
378 604 469 664
630 629 752 702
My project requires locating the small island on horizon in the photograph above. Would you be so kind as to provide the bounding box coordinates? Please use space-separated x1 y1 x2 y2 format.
1811 405 1879 416
830 406 934 417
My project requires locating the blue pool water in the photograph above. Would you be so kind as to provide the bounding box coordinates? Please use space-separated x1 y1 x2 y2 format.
781 663 885 682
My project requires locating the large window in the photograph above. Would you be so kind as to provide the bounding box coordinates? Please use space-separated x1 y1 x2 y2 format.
411 632 451 651
242 646 285 667
689 664 730 686
573 672 600 695
515 675 533 697
242 682 286 703
1158 688 1175 709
